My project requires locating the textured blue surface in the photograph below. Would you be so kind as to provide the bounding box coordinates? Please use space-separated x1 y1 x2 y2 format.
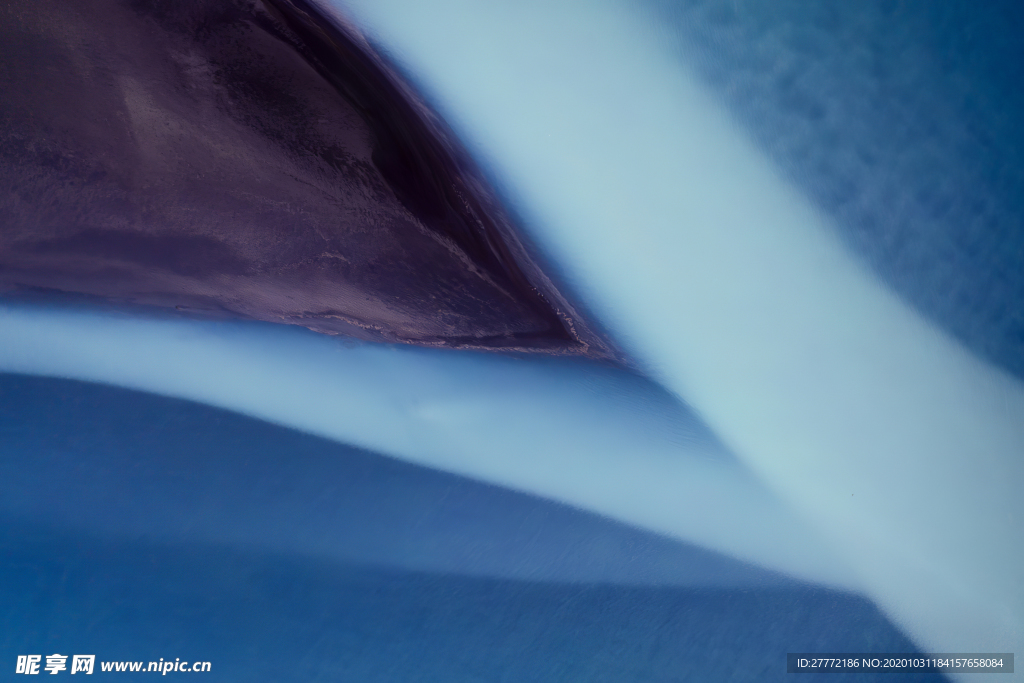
0 373 941 681
0 526 935 682
4 0 1023 677
649 0 1024 379
0 372 766 587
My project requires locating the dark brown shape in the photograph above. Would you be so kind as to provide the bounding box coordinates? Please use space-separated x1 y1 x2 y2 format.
0 0 614 357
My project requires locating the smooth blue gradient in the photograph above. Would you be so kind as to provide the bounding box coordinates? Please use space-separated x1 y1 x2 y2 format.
332 0 1024 670
2 0 1022 679
0 372 799 587
0 305 852 589
0 374 937 681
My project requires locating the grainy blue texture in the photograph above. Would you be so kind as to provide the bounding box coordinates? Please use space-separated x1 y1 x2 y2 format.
0 525 934 682
0 374 942 681
648 0 1024 379
0 372 777 588
4 0 1023 677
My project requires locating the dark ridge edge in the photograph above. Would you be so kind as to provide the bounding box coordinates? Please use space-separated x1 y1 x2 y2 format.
256 0 624 363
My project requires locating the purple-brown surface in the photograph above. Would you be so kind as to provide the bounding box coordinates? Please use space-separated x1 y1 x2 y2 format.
0 0 612 357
